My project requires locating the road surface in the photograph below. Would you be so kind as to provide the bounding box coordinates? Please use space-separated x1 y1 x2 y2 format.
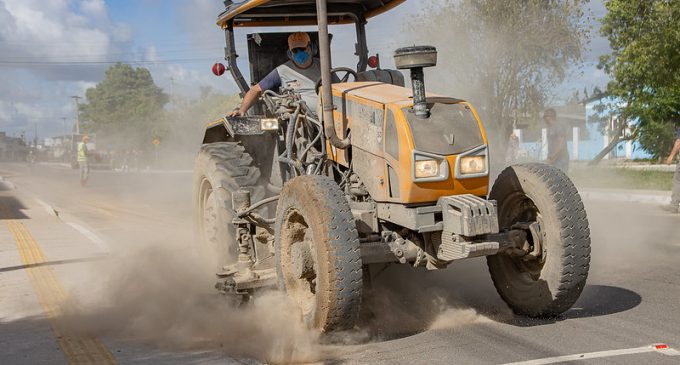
1 162 679 364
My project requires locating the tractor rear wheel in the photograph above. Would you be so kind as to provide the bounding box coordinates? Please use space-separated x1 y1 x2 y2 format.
488 163 591 317
193 142 264 265
275 175 362 332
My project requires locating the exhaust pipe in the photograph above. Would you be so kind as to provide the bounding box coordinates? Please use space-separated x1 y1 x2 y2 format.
394 46 438 119
316 0 350 149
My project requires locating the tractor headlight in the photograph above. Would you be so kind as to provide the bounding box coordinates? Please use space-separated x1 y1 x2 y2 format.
260 118 279 131
459 155 486 175
415 160 440 178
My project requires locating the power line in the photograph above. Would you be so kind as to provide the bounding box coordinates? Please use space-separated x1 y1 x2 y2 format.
0 58 216 66
0 47 223 61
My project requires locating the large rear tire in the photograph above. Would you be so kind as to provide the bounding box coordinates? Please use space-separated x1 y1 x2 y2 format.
193 142 264 264
488 163 591 317
275 175 363 332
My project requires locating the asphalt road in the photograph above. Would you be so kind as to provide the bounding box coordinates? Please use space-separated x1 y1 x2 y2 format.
1 162 679 365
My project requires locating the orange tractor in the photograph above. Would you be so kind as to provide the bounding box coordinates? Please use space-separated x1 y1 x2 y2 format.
194 0 591 332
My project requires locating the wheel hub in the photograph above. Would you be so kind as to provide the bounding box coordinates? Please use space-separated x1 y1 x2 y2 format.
280 209 318 316
291 239 315 280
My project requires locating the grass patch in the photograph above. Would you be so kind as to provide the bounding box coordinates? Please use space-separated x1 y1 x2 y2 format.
569 167 673 191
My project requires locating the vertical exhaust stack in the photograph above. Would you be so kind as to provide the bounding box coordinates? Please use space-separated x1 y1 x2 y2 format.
394 46 438 118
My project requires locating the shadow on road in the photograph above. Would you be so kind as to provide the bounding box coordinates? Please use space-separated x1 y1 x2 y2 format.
0 196 29 220
0 256 107 273
346 257 642 344
490 284 642 327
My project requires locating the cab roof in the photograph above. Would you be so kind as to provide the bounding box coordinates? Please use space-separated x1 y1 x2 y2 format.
217 0 406 28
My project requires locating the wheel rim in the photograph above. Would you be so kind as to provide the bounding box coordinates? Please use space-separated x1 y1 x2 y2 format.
279 208 318 319
198 178 218 245
498 191 546 281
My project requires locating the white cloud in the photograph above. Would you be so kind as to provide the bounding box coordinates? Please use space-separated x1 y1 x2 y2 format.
0 0 130 138
80 0 107 19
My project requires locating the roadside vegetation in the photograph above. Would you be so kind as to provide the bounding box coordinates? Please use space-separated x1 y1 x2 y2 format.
570 166 673 191
76 63 239 168
412 0 591 148
595 0 680 160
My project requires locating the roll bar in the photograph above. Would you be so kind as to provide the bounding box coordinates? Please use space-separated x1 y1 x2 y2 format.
316 0 350 149
224 22 250 96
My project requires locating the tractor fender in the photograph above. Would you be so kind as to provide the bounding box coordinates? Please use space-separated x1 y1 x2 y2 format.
202 116 273 144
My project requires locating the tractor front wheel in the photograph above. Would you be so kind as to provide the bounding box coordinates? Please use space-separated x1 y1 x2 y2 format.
488 163 591 317
275 175 362 332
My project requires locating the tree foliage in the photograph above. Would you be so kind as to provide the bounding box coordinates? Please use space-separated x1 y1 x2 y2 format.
79 63 168 149
411 0 590 144
598 0 680 158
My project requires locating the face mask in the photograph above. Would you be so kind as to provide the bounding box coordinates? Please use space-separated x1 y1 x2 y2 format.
293 50 310 66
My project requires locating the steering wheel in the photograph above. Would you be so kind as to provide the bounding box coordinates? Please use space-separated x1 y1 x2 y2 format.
315 67 358 94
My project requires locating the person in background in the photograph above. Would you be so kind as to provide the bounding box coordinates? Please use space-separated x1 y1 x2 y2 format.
506 132 520 164
662 125 680 213
543 108 570 172
78 135 90 186
26 150 35 164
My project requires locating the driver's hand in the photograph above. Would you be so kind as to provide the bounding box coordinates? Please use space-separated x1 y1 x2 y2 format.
229 109 243 117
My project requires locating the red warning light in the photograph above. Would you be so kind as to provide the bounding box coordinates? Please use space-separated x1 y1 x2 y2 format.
212 62 226 76
654 344 669 349
368 55 380 69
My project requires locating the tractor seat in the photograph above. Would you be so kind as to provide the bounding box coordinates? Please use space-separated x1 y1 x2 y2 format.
357 69 405 87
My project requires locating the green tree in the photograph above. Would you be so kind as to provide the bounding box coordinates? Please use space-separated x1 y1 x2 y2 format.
598 0 680 159
79 63 168 149
410 0 590 147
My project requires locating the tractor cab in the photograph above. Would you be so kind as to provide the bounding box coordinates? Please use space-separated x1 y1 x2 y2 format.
217 0 405 98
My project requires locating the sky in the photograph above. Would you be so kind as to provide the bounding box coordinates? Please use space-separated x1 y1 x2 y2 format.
0 0 611 141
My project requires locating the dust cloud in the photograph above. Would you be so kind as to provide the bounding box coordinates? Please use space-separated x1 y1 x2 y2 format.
58 234 494 363
60 239 322 364
355 263 499 341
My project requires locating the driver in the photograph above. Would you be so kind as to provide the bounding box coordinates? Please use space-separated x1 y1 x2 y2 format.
230 32 322 117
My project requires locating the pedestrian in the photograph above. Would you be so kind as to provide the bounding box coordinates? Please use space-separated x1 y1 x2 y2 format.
26 150 36 172
662 125 680 213
543 108 569 172
78 135 90 186
26 150 35 164
506 132 520 164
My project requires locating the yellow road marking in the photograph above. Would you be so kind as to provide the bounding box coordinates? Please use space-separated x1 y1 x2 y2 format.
6 220 118 365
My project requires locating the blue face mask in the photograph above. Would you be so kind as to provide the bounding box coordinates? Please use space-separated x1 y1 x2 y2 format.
293 50 310 66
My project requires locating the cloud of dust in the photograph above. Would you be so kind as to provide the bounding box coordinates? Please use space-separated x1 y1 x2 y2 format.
353 263 502 342
428 307 488 331
59 239 322 364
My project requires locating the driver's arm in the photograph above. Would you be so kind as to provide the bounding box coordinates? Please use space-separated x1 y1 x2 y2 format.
230 84 262 117
230 69 281 117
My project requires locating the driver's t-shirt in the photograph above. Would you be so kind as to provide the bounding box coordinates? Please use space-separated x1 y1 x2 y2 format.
258 58 322 114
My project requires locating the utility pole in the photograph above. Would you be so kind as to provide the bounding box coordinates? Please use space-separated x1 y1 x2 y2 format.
61 117 67 137
71 96 82 134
